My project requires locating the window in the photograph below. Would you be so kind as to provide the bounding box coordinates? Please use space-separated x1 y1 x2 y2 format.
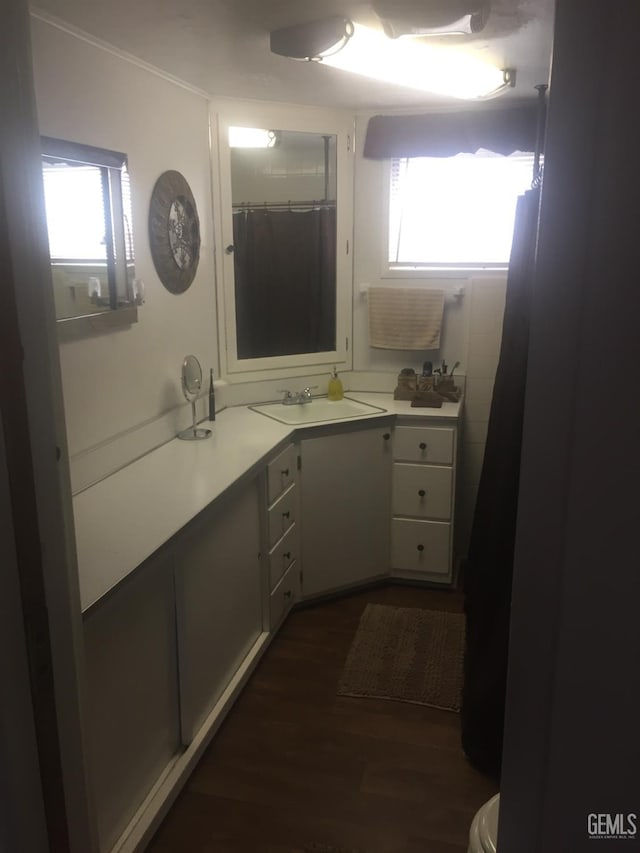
388 149 537 271
41 137 138 329
43 163 108 262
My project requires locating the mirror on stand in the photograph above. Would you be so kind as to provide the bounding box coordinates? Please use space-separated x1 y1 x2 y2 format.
177 355 212 440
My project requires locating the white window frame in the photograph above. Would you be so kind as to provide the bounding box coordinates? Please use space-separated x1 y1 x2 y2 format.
41 137 138 335
380 151 536 280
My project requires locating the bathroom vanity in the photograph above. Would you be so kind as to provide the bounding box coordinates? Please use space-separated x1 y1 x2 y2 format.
74 392 461 852
391 421 458 578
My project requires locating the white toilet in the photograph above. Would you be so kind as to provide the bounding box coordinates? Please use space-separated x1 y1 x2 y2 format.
467 793 500 852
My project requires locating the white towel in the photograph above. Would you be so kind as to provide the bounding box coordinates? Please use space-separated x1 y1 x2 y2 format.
368 287 444 350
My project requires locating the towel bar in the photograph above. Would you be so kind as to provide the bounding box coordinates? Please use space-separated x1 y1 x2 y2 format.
359 282 465 302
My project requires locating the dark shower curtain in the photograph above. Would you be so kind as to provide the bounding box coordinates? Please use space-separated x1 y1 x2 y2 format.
233 206 336 359
461 186 541 779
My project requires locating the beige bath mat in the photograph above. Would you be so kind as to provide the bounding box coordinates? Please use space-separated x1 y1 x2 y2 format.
337 604 465 712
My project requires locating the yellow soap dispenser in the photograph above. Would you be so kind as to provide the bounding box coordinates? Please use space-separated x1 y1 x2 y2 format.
328 366 344 401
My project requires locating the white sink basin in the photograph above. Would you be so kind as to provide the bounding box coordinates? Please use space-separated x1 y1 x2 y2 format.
250 396 387 425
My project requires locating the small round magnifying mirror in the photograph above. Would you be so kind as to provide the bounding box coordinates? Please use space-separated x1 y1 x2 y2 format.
177 355 212 440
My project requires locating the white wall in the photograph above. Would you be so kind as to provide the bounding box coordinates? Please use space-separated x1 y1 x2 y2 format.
30 19 509 559
31 17 217 476
351 112 508 556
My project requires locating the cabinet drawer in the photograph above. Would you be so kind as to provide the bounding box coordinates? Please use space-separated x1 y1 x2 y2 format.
267 444 297 505
393 463 452 520
267 483 297 548
394 426 454 465
391 518 451 575
269 523 299 591
270 561 300 629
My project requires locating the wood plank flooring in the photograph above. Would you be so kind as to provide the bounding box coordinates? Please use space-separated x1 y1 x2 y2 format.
147 584 498 853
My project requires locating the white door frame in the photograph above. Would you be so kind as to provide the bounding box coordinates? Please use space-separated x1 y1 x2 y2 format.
1 0 98 849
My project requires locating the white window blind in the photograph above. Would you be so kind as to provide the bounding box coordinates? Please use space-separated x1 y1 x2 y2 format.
121 166 135 263
388 149 538 270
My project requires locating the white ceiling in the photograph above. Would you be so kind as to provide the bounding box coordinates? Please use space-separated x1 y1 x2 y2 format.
31 0 554 110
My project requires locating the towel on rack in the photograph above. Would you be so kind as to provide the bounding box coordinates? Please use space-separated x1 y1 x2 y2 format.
368 287 444 350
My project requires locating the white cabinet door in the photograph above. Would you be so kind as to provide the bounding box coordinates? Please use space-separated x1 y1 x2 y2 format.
300 426 392 597
83 548 180 853
174 479 262 745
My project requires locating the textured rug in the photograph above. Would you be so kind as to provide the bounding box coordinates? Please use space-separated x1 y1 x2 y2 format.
337 604 465 712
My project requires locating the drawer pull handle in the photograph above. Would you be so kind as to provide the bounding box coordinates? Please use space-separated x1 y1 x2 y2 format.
417 544 425 552
283 552 291 560
419 442 427 451
282 510 290 519
281 468 289 477
383 432 391 441
284 589 292 599
418 489 426 498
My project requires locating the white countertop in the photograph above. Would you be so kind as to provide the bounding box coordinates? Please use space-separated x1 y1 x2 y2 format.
73 392 461 611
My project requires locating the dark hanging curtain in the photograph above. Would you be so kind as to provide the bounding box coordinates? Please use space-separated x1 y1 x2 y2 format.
359 94 547 781
460 185 541 779
233 206 336 359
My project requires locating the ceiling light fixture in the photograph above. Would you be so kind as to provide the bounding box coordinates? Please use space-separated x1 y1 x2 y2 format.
270 18 515 100
269 17 354 61
372 0 491 38
228 127 278 148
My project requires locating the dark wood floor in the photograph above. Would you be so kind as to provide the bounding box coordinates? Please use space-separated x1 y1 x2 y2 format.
147 584 497 853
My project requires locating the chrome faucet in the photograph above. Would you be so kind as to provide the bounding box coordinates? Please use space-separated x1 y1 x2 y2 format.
277 386 317 405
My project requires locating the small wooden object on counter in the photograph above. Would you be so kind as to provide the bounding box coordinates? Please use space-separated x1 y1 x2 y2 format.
411 377 462 408
410 391 443 408
393 368 417 400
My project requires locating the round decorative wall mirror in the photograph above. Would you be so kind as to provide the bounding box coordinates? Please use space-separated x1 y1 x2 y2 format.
149 170 201 293
177 355 211 440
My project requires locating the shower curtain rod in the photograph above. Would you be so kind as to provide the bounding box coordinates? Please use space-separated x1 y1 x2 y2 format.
232 200 336 211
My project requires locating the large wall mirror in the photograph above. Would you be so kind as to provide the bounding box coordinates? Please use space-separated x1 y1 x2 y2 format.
41 137 139 332
217 108 353 379
230 129 337 360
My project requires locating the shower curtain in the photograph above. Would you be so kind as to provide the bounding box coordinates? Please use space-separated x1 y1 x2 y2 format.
461 186 541 779
233 206 336 360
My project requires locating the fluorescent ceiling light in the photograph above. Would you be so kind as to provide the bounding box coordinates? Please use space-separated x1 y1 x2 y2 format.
228 127 277 148
321 23 508 99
